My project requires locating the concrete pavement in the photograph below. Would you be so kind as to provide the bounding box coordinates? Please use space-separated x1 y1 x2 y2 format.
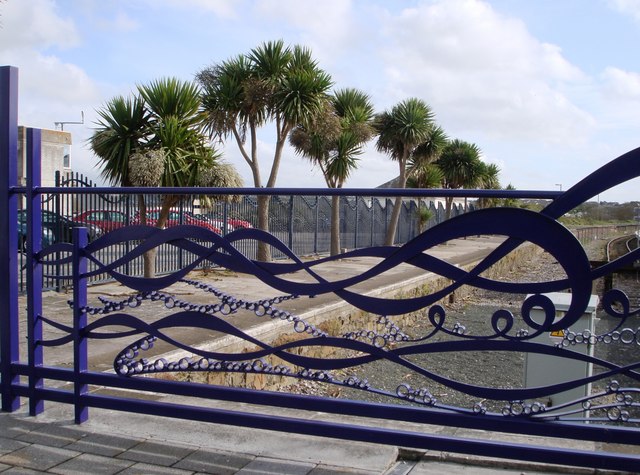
2 236 635 474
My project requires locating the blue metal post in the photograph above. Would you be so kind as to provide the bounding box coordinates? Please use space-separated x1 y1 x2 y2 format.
26 128 44 415
0 66 20 412
178 200 184 270
72 227 88 423
54 170 61 291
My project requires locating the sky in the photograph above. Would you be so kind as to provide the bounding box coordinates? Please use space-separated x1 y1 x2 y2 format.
1 0 640 203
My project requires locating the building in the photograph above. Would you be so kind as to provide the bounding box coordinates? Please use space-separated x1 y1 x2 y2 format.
17 126 71 187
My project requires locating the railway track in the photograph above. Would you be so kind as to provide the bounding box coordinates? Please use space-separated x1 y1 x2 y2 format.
603 233 640 309
605 233 639 262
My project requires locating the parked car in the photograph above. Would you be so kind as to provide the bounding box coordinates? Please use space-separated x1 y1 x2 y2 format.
185 212 235 233
225 217 252 229
135 209 222 234
201 212 253 230
18 210 103 243
17 221 55 252
74 210 131 233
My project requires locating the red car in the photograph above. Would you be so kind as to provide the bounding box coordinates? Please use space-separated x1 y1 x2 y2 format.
137 209 222 234
226 217 252 229
202 213 253 230
74 210 130 233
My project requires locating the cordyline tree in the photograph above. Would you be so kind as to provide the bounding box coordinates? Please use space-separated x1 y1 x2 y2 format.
197 40 333 261
436 139 485 219
289 88 375 255
476 162 502 209
90 77 242 278
375 98 445 245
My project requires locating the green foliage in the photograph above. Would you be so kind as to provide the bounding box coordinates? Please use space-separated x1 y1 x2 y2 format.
91 95 148 186
90 77 228 189
417 206 434 231
374 98 436 163
197 39 333 188
476 161 502 208
289 87 375 188
436 139 484 190
407 163 444 189
502 183 519 207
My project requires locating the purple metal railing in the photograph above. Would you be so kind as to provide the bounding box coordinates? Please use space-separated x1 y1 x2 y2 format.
2 65 640 472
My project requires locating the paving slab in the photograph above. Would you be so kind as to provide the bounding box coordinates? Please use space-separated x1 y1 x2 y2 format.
234 456 315 475
0 444 80 471
117 462 194 475
48 453 134 475
172 449 254 473
115 440 196 467
63 432 141 457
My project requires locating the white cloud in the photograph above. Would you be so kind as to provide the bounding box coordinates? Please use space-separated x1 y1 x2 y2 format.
252 0 355 64
0 0 101 127
0 0 105 185
111 10 138 32
0 0 79 52
601 66 640 101
607 0 640 22
162 0 238 19
378 0 594 143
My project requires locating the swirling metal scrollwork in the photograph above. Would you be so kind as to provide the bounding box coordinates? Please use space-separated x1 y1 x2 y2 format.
35 146 640 424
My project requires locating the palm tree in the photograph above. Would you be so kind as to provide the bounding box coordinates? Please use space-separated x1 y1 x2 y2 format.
407 163 444 189
198 40 333 261
91 77 238 277
476 162 502 208
502 183 519 207
374 98 439 245
91 95 149 187
407 125 448 187
436 139 484 218
289 88 375 255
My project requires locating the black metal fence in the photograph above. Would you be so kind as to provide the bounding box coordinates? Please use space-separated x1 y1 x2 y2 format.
21 171 468 290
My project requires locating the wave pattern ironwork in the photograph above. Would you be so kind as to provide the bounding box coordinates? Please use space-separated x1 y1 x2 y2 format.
36 147 640 426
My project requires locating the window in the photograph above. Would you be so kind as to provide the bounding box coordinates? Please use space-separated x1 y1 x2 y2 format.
63 145 70 168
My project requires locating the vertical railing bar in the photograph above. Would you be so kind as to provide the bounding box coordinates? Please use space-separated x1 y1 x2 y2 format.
222 197 229 237
125 194 131 275
354 196 359 250
0 66 20 412
288 195 294 251
26 128 44 415
370 197 375 247
178 199 184 271
54 170 61 292
314 196 319 254
72 227 88 423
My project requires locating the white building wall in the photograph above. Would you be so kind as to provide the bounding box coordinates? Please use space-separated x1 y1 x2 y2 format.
17 126 72 186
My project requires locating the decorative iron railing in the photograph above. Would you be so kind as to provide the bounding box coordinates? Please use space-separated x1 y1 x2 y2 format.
2 65 640 472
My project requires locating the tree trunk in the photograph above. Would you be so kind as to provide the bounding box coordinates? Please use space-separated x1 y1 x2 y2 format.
330 194 341 256
140 194 180 278
385 196 403 246
143 248 157 279
384 159 408 246
445 196 453 220
137 195 156 279
257 195 271 262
